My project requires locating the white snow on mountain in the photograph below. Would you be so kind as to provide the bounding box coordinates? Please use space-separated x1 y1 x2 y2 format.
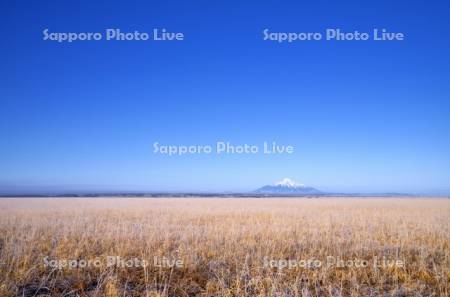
275 178 305 188
255 178 321 195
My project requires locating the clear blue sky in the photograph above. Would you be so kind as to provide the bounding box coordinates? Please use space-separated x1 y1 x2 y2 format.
1 1 450 194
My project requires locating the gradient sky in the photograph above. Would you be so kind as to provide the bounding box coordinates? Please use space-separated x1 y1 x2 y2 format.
1 0 450 194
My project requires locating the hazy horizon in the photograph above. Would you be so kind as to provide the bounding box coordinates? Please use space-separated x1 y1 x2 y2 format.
1 180 449 196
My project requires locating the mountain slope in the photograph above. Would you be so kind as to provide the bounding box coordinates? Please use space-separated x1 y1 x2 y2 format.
255 178 321 195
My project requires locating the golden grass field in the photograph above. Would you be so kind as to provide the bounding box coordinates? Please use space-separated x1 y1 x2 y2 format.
0 198 448 297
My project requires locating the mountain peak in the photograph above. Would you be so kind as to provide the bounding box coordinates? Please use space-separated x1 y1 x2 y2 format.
275 178 304 188
255 178 321 195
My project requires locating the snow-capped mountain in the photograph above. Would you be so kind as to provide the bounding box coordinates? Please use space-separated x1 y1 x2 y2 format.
255 178 321 195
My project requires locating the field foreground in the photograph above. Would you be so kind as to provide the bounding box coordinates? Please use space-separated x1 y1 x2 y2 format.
0 198 448 297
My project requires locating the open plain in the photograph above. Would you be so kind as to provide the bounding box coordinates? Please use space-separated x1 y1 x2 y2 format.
0 198 448 297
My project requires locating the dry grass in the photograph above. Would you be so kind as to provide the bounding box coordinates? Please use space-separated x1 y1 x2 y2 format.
0 198 448 297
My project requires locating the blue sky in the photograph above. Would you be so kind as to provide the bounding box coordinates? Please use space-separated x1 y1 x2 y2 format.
1 1 450 194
